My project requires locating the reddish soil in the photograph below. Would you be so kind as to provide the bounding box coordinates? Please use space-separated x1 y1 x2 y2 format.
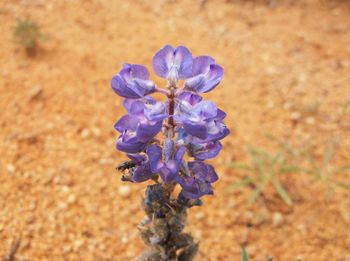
1 0 350 260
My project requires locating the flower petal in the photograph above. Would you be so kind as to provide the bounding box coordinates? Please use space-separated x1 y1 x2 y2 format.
114 115 139 132
193 101 217 119
159 164 177 183
136 121 162 142
117 133 146 153
111 64 155 98
192 56 215 75
184 57 224 93
123 99 145 115
144 101 167 122
127 153 147 164
176 91 202 106
132 163 154 182
183 121 207 139
191 141 223 160
174 46 193 79
146 144 162 173
124 63 150 79
152 45 174 78
111 74 140 99
152 45 193 80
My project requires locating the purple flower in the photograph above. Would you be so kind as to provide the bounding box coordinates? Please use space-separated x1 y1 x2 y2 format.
147 140 186 183
185 56 224 93
177 161 219 199
188 140 223 160
175 95 229 141
152 45 193 81
112 45 229 200
111 64 156 98
127 151 157 182
114 98 167 153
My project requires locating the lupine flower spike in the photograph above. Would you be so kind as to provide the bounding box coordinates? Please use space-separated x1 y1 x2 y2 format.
112 45 229 260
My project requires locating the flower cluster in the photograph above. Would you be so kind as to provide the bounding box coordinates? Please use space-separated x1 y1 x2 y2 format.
112 45 229 199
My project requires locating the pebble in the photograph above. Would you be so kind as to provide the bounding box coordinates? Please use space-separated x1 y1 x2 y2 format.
68 194 76 204
28 85 43 101
195 211 205 220
58 202 68 210
290 111 301 120
73 239 84 250
267 100 275 108
61 185 70 194
91 127 101 137
266 66 277 75
305 117 315 125
28 202 37 211
99 158 112 165
121 235 129 244
272 212 284 227
6 164 16 174
118 185 131 198
192 229 202 240
80 128 91 139
283 102 292 110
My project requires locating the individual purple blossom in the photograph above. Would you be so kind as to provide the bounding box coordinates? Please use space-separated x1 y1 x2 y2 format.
152 45 192 82
184 56 224 93
127 150 156 182
112 45 229 199
174 91 229 141
114 97 167 153
177 161 219 199
111 63 156 98
188 140 223 160
147 140 186 183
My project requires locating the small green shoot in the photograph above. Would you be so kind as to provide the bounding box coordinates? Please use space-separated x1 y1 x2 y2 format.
302 138 350 192
229 143 302 206
241 247 249 261
13 18 45 56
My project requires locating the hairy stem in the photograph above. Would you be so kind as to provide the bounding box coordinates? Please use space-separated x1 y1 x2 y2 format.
136 183 198 261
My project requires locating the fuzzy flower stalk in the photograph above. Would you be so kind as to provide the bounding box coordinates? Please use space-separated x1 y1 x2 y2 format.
112 45 229 261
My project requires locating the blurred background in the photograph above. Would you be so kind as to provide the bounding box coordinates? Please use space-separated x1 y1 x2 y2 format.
1 0 350 260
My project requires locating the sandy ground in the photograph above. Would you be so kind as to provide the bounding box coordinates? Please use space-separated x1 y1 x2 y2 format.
1 0 350 260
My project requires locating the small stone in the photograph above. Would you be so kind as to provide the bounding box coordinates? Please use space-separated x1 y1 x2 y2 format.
192 229 202 240
305 117 315 125
61 185 70 194
283 102 292 110
73 239 84 250
121 235 129 244
99 158 112 165
68 194 76 204
267 100 275 108
58 202 68 210
28 85 43 101
98 243 106 251
80 128 91 139
118 185 131 198
91 127 101 137
6 164 16 174
63 245 72 254
28 202 36 211
290 112 301 120
195 211 205 220
298 72 308 83
272 212 284 227
266 66 277 75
